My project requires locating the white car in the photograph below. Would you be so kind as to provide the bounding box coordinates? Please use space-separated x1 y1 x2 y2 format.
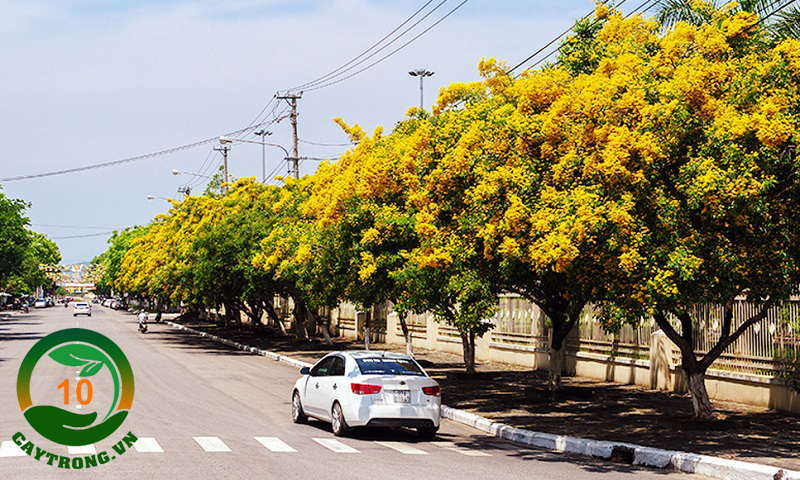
291 351 441 438
34 299 47 308
73 302 92 317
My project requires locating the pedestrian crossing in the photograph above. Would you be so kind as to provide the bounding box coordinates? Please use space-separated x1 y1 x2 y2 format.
0 436 493 458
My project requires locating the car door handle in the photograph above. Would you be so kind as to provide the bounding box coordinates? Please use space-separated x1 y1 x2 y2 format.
333 383 337 390
315 382 320 389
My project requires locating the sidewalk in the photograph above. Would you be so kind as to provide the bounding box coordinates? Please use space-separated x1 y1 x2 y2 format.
166 318 800 474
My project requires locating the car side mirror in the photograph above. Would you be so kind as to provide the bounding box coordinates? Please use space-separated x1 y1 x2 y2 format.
300 367 310 375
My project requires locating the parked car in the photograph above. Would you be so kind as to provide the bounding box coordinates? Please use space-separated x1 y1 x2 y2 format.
291 351 441 438
102 299 113 307
73 302 92 317
34 299 47 308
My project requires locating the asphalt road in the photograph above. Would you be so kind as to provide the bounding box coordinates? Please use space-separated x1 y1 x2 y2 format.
0 305 711 479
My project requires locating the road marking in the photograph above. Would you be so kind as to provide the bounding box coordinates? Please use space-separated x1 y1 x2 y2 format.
133 437 164 453
68 445 96 455
0 441 27 457
432 441 491 457
254 437 297 453
374 441 428 455
193 437 231 452
312 438 360 453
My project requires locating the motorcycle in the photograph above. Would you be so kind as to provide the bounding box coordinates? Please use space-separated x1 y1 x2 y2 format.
21 304 29 313
138 322 148 334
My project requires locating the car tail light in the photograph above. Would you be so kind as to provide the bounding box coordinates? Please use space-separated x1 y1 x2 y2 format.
351 383 382 395
422 386 441 397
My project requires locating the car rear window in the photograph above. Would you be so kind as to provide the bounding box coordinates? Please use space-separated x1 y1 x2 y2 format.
76 303 88 307
354 357 425 376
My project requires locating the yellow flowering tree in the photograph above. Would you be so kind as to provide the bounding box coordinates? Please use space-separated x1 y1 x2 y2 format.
502 6 800 417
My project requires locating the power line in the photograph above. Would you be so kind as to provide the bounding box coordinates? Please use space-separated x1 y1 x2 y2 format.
30 223 125 230
304 0 471 92
288 1 449 93
1 120 280 183
51 231 114 240
299 139 354 147
288 0 440 92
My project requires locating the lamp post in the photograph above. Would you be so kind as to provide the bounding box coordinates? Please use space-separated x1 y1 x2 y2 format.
254 130 272 183
146 195 169 201
408 68 434 109
218 136 291 182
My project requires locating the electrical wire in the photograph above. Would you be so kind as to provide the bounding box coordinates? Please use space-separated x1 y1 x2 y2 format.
299 139 354 147
1 119 281 183
51 231 114 240
303 0 471 92
30 223 124 230
288 0 440 92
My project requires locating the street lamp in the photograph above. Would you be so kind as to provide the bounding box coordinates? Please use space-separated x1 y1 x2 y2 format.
254 130 272 183
409 68 434 109
146 195 170 201
218 136 291 182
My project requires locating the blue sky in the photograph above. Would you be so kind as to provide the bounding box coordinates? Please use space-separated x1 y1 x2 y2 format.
0 0 655 264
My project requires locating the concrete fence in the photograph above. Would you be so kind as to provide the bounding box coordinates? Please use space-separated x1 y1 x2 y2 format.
331 296 800 415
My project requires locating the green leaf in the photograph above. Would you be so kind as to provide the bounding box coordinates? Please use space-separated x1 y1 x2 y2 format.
80 361 104 377
48 345 91 367
48 344 107 367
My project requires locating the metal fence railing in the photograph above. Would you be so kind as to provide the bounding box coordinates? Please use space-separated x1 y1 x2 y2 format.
332 295 800 377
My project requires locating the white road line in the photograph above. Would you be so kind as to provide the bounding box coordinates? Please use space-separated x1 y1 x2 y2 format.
432 441 491 457
68 445 96 455
374 441 428 455
193 437 231 452
0 441 27 457
133 437 164 453
254 437 297 453
312 438 360 453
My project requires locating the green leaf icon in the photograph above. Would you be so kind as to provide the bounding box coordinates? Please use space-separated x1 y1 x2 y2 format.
80 362 104 377
49 344 107 368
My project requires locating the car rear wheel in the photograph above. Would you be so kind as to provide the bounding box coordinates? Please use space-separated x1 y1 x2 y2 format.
292 392 307 424
331 402 351 437
417 426 439 440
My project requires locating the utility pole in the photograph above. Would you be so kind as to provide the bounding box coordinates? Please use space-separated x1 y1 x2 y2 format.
277 92 302 180
213 145 230 191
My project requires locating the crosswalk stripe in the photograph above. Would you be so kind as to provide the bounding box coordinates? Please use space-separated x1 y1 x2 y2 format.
313 438 360 453
431 441 491 457
374 441 428 455
0 441 27 457
68 445 96 455
193 437 231 452
133 437 164 453
254 437 296 453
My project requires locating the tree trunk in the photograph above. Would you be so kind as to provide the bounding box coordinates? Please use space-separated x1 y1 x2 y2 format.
548 345 564 390
309 309 334 346
398 313 413 357
685 369 714 420
460 331 476 374
291 298 308 341
262 300 287 335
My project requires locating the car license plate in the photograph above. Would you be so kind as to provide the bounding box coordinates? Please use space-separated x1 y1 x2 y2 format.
393 390 411 403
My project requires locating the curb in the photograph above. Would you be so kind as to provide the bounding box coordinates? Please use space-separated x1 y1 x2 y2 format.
165 321 313 370
163 321 799 480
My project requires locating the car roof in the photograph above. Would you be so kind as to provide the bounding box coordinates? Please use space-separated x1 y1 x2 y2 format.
331 351 415 360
